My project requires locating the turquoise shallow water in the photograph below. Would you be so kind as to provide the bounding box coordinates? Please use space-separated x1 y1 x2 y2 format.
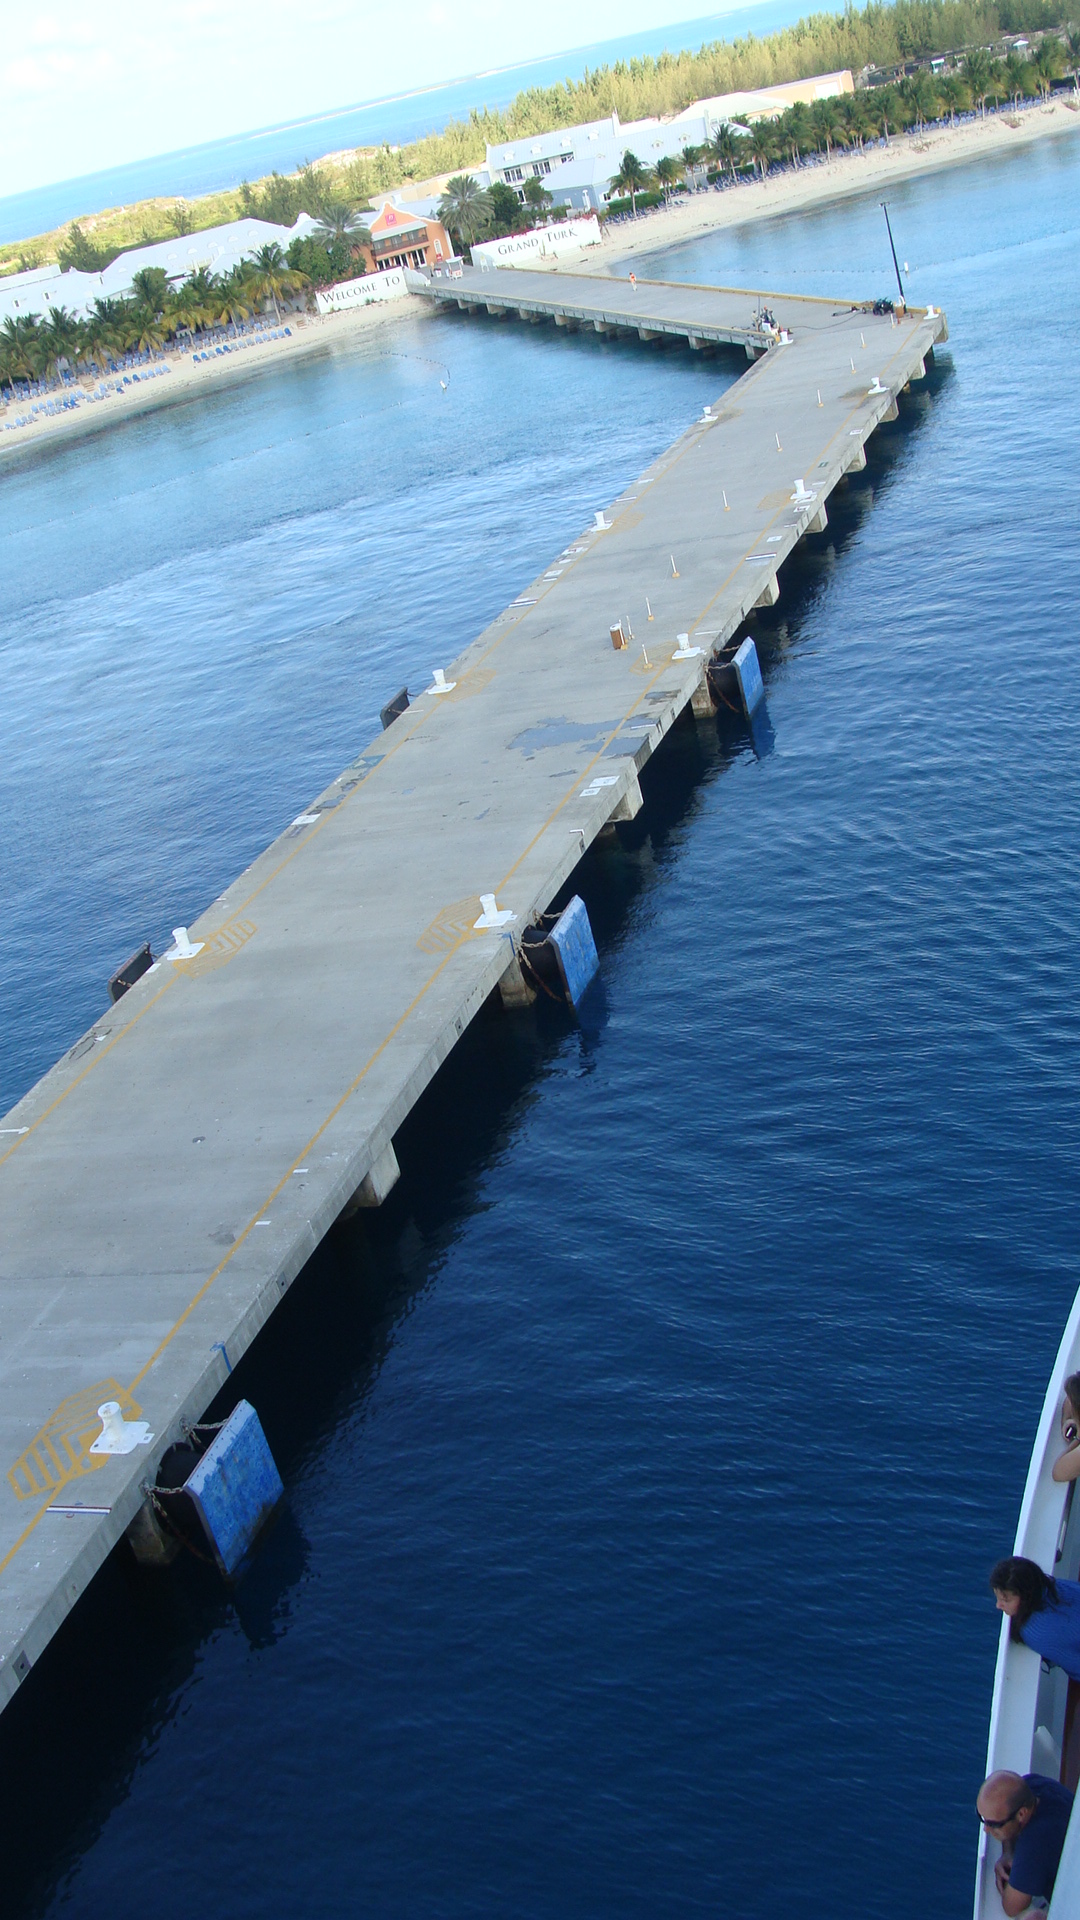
1 131 1080 1917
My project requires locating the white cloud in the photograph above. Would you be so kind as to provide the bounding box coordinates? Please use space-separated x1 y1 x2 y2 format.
0 0 729 198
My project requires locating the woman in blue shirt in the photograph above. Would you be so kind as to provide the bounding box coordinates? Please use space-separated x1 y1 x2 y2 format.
991 1555 1080 1679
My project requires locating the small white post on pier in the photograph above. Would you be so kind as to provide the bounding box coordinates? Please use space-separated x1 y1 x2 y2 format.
673 633 702 660
170 927 204 960
429 667 457 693
868 376 887 396
646 596 654 620
791 478 814 507
474 894 516 930
670 555 680 578
89 1401 154 1456
722 490 730 511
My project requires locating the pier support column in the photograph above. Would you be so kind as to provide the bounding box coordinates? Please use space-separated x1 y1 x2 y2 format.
881 396 899 421
608 773 643 823
498 949 537 1008
807 501 828 534
486 305 509 318
691 674 718 718
554 315 578 330
638 328 660 343
127 1498 181 1567
845 441 867 473
687 335 704 352
753 574 780 609
341 1140 401 1216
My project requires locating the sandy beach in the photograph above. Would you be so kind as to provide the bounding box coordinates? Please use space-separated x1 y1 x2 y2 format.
2 96 1077 460
590 93 1080 269
0 292 430 459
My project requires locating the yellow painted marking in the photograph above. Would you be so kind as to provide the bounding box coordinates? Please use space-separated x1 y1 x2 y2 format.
8 1381 141 1501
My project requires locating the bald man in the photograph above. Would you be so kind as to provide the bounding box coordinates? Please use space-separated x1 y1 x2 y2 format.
977 1770 1073 1915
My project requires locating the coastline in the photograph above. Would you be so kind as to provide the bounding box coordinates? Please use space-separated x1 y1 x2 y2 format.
587 96 1080 269
0 294 429 459
3 98 1077 461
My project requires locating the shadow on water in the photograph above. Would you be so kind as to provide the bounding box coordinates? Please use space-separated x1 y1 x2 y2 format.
0 335 949 1920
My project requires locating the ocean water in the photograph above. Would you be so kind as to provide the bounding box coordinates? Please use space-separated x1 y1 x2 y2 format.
2 130 1080 1917
0 0 830 245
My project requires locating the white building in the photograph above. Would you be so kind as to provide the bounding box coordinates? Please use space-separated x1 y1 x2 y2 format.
0 215 322 326
485 71 854 211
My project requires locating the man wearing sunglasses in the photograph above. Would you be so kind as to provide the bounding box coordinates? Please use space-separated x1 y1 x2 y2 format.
976 1769 1074 1915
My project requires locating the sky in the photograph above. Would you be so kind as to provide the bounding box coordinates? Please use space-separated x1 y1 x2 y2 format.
2 0 780 198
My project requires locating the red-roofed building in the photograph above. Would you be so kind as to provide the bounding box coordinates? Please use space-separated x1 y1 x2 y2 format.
367 204 454 272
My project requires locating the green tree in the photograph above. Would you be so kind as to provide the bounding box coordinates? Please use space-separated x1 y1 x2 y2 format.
169 203 193 236
746 121 775 180
244 242 309 319
1065 26 1080 94
130 266 169 313
43 305 81 376
709 122 743 181
810 98 845 157
654 154 685 200
964 48 992 114
1033 36 1063 95
488 181 529 234
58 222 120 273
522 175 553 216
437 175 493 249
1004 51 1030 107
312 200 371 250
610 150 653 215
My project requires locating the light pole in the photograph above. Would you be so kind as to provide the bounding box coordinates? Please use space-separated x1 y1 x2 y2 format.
881 201 906 306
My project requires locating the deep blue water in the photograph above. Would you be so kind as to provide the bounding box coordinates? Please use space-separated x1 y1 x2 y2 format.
2 131 1080 1917
0 0 829 244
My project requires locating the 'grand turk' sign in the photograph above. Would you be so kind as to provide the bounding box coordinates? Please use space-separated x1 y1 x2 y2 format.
471 216 601 271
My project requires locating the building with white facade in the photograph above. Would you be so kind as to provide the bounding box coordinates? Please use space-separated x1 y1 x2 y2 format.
486 72 854 211
0 216 323 327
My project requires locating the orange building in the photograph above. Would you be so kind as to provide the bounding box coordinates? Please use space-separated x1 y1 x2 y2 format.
367 204 454 272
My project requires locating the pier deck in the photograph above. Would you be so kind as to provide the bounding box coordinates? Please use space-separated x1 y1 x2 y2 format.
0 271 945 1708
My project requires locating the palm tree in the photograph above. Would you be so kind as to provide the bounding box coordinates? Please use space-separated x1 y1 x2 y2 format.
965 48 993 116
437 175 493 250
654 154 684 202
939 74 968 124
708 123 742 182
0 315 40 391
746 122 775 181
312 201 372 252
522 176 553 218
1004 52 1029 109
243 243 308 320
85 299 128 371
131 266 169 314
1066 27 1080 97
610 150 653 215
776 101 808 167
1033 37 1063 98
43 306 81 378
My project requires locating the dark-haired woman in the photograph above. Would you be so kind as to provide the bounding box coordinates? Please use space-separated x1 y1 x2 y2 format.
1051 1372 1080 1483
991 1556 1080 1680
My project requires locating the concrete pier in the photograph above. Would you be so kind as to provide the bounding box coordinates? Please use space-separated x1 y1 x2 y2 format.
0 270 945 1710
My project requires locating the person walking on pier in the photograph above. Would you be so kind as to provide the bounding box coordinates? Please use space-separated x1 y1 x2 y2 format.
976 1770 1073 1915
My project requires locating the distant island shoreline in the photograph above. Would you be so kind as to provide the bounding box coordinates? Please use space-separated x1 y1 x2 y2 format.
2 95 1076 463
